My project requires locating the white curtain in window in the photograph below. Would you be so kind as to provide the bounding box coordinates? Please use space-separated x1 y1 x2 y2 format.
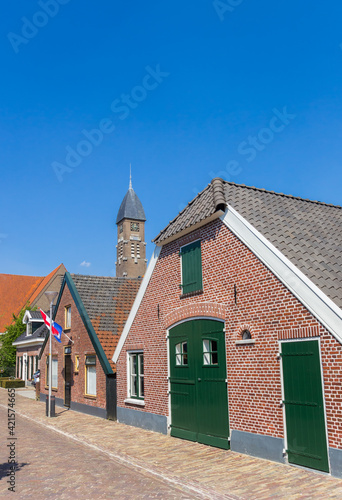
86 366 96 395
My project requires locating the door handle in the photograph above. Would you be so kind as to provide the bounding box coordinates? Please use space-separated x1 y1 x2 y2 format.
198 378 201 382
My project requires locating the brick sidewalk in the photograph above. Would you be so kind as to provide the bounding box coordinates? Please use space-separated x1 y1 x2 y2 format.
1 388 342 499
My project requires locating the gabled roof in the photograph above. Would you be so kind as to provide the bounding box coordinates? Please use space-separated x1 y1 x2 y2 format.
22 309 44 324
39 272 141 374
116 187 146 224
154 179 342 310
71 274 142 372
13 323 48 346
0 274 44 333
29 264 65 306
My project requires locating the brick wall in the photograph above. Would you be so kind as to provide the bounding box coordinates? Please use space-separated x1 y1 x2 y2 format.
40 285 107 410
116 218 342 449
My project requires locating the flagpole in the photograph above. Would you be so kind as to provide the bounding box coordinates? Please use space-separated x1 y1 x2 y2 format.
49 300 52 418
44 291 58 418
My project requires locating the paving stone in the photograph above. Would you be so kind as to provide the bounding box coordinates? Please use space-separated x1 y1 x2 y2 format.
1 388 342 499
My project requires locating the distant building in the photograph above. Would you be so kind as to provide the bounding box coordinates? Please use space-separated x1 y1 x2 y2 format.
115 174 147 278
10 264 66 384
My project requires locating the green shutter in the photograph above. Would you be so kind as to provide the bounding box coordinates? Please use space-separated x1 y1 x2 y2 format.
181 240 202 294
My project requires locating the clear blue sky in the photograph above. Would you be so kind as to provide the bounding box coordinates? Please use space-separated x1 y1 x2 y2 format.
1 1 342 277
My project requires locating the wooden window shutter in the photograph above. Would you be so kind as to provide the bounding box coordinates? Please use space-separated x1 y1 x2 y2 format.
181 240 202 294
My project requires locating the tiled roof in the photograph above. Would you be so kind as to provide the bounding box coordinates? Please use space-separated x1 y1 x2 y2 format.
0 274 44 333
153 179 342 309
29 264 65 305
29 311 44 320
71 274 141 371
14 323 48 345
116 187 146 224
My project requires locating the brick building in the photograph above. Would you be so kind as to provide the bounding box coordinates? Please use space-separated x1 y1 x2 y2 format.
39 273 141 418
7 263 66 383
39 179 146 417
113 178 342 477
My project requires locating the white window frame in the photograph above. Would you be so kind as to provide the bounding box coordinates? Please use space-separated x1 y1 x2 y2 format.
125 351 144 405
65 305 71 329
85 355 96 396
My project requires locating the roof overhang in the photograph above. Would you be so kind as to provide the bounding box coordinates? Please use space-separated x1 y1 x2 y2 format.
221 205 342 344
154 210 224 246
13 338 45 347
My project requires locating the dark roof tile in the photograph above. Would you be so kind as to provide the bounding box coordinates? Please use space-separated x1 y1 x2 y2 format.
153 179 342 309
71 275 141 371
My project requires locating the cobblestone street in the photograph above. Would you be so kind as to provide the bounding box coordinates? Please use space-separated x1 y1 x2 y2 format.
1 388 342 499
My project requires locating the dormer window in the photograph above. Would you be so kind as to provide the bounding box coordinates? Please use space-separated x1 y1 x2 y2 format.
27 322 32 336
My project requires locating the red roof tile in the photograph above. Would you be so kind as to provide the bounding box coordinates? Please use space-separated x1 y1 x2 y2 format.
0 274 44 332
29 264 65 305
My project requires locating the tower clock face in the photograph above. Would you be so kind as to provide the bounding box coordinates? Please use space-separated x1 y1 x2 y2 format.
119 224 123 233
131 222 139 232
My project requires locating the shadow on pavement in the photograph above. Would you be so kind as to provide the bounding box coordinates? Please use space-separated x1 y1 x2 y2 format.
0 462 28 480
55 408 70 417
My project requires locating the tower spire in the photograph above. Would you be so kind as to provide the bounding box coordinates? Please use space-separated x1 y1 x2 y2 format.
129 164 132 190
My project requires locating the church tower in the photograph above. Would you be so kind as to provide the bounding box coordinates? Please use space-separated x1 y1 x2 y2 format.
115 173 147 278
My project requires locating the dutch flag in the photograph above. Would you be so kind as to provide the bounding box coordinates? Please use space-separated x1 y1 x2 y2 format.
40 309 62 343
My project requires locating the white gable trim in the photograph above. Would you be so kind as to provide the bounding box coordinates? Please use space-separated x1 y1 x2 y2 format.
113 245 162 363
12 338 45 347
221 206 342 344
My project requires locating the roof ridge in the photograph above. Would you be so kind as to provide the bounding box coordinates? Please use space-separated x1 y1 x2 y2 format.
70 273 141 281
222 180 342 209
153 183 212 242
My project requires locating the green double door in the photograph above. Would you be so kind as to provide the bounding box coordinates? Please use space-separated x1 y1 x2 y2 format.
281 340 329 473
169 319 229 449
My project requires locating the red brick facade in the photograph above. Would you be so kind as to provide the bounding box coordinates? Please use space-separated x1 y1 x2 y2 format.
116 218 342 450
40 286 107 410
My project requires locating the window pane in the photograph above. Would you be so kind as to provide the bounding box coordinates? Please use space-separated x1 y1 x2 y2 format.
131 374 137 396
212 352 218 365
130 354 137 396
203 352 210 365
85 355 96 365
139 355 144 398
203 340 209 353
86 365 96 395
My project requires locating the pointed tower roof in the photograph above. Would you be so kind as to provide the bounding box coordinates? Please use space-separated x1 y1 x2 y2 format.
116 171 146 224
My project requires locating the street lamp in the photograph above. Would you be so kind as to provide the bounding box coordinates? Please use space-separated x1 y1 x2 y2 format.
44 291 58 418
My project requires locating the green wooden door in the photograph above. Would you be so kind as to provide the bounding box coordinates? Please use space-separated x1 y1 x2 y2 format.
281 340 329 473
169 319 229 449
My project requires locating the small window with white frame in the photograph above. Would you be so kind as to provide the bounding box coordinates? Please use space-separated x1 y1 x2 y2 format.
65 305 71 329
203 339 218 365
85 355 96 396
128 352 144 400
175 342 188 366
27 322 32 336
